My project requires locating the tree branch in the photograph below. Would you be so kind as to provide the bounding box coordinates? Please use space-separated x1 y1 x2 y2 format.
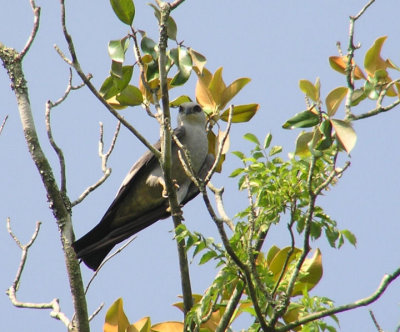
0 115 8 136
277 266 400 332
157 2 194 320
1 8 90 331
6 218 71 328
57 0 160 159
71 121 120 206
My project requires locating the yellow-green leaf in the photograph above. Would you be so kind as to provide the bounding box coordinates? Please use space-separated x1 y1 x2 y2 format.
268 247 301 281
266 245 280 266
292 249 323 296
104 298 130 332
364 36 393 76
220 77 251 110
331 119 357 154
208 67 226 107
294 131 313 157
299 79 318 102
128 317 151 332
151 321 184 332
170 95 192 107
195 68 214 109
220 104 259 123
325 87 348 117
188 48 207 75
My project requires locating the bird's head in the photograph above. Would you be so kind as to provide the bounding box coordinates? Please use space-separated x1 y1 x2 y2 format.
177 102 206 127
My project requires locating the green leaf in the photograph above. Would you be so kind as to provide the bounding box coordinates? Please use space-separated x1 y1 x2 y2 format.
111 60 123 78
229 168 244 178
350 88 367 106
100 66 133 100
325 87 348 117
116 85 143 106
141 36 157 59
108 37 129 63
169 95 192 107
299 79 318 102
331 119 357 154
110 0 135 25
282 110 320 129
341 229 357 247
231 151 245 160
263 133 272 149
243 133 260 145
199 251 217 265
170 47 193 86
364 80 379 100
220 104 259 123
100 76 119 100
269 145 282 156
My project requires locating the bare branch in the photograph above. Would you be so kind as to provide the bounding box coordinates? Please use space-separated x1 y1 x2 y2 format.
88 303 104 322
6 218 71 328
45 69 88 195
0 115 8 135
207 183 234 231
84 237 136 294
353 0 376 20
170 0 186 10
71 121 120 206
18 0 41 60
369 310 384 332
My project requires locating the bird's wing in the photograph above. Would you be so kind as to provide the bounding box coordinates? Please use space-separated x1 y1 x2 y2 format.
103 126 186 218
74 152 214 259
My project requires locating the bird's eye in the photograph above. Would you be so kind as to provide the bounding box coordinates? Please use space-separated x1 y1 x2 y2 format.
193 105 202 113
178 106 184 113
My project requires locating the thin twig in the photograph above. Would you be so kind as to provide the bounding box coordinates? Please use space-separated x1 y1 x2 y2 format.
18 0 41 60
71 121 120 206
88 303 104 322
6 218 71 328
46 69 88 195
170 0 186 10
369 310 384 332
85 237 136 294
0 115 8 135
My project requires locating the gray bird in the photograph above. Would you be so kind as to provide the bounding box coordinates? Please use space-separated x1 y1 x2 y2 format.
72 102 213 270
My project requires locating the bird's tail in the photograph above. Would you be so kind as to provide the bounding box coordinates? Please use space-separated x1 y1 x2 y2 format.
72 223 116 270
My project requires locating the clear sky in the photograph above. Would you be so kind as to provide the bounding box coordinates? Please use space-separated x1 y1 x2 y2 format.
1 1 399 331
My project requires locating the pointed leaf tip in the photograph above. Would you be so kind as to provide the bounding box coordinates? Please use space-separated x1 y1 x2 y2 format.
110 0 135 25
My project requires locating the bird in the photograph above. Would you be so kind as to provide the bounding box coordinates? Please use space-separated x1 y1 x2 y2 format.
72 102 213 270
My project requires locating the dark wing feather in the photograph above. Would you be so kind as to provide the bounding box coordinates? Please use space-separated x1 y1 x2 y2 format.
72 127 186 270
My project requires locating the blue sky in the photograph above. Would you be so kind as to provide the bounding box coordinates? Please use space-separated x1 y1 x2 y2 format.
1 1 400 331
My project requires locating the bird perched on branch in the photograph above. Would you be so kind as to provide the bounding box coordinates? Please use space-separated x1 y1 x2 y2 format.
72 102 213 270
